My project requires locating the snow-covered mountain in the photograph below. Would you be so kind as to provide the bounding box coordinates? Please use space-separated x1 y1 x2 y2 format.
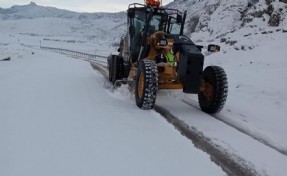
167 0 287 36
165 0 287 53
0 2 127 55
0 2 128 21
1 0 286 53
1 1 287 176
0 2 79 20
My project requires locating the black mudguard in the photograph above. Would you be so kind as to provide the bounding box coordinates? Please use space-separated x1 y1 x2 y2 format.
171 35 204 94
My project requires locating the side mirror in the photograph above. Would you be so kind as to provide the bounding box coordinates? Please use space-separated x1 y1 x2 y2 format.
208 44 220 52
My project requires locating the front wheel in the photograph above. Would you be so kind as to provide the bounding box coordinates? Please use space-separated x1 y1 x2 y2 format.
135 60 158 110
198 66 228 114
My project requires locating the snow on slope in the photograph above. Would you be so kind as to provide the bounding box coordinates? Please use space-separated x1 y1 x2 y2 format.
204 32 287 153
0 2 126 56
1 1 286 54
183 34 287 176
167 0 287 37
1 1 287 175
0 2 79 20
0 44 225 176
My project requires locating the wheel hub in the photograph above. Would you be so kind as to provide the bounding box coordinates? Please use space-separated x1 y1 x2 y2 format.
200 81 214 101
138 73 144 98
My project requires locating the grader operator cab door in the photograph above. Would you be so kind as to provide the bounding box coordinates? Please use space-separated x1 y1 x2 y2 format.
128 8 146 62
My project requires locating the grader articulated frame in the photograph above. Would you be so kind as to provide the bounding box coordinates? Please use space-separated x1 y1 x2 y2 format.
108 0 228 113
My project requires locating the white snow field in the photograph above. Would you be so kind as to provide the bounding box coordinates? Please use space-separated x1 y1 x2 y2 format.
0 44 226 176
1 1 287 176
156 31 287 176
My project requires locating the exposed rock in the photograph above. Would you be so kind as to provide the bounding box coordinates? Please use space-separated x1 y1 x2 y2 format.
227 40 238 46
267 4 274 15
251 0 259 4
266 0 275 5
220 38 227 43
253 10 266 18
186 16 200 34
243 17 254 24
268 12 281 26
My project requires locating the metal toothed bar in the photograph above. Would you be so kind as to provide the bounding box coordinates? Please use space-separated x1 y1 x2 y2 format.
40 46 108 63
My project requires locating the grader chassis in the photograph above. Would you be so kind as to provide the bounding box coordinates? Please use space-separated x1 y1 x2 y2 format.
108 0 228 113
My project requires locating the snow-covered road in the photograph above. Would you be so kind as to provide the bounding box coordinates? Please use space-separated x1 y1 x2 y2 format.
0 45 225 176
1 1 287 175
1 31 287 176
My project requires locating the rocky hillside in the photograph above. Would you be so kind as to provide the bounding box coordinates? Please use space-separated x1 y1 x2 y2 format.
0 1 286 53
167 0 287 36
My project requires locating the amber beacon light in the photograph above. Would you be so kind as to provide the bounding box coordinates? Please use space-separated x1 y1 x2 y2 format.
145 0 161 7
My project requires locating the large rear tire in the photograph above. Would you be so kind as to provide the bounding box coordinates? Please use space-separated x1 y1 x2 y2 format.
198 66 228 113
135 60 158 110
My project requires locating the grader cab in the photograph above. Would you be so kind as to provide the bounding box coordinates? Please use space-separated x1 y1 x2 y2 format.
108 0 228 113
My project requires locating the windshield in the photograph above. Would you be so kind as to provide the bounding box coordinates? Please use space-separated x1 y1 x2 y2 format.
149 14 167 33
168 16 181 34
149 13 182 35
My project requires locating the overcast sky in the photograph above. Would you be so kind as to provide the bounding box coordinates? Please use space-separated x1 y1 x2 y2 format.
0 0 174 12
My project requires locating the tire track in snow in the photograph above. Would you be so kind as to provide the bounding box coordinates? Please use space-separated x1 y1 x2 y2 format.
182 98 287 156
87 61 259 176
153 105 259 176
42 48 260 176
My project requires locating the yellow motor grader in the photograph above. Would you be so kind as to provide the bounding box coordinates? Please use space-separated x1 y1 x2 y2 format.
108 0 228 113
